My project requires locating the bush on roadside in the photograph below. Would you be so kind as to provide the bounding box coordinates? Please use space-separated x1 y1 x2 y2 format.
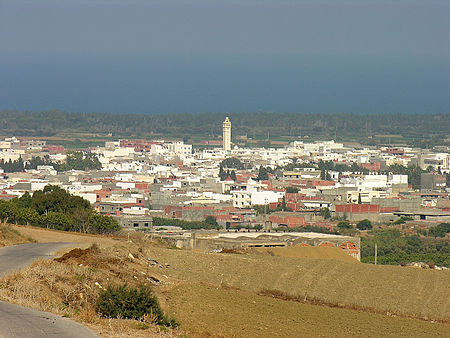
96 284 178 327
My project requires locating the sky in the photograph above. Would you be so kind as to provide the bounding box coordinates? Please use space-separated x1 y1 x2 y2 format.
0 0 449 114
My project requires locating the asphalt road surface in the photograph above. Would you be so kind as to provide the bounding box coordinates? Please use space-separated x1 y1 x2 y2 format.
0 243 97 337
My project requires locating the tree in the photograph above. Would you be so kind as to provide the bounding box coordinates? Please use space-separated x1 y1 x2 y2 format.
256 166 269 181
320 207 331 219
281 195 287 211
350 162 360 172
220 158 245 170
219 165 226 180
285 186 299 193
14 192 32 208
205 216 219 228
230 170 237 181
337 221 352 229
357 219 372 230
32 185 90 215
428 223 450 238
320 168 326 180
87 214 120 233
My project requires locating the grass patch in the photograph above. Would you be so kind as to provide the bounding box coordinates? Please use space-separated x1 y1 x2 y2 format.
0 223 36 246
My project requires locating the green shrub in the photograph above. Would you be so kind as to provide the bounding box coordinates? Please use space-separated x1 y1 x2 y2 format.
356 219 372 230
392 216 414 225
96 284 178 327
337 221 352 229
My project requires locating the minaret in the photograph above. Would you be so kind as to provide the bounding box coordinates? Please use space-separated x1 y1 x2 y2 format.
222 117 232 151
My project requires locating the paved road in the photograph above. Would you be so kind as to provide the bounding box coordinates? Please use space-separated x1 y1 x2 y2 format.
0 243 97 338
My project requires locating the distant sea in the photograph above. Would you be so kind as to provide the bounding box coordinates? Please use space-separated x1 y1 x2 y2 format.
1 54 448 115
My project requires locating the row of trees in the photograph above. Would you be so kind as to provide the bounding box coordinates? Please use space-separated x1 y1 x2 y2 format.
0 152 102 173
218 166 236 181
0 185 120 234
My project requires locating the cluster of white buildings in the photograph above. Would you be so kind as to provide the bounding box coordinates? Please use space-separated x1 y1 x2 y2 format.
0 117 449 228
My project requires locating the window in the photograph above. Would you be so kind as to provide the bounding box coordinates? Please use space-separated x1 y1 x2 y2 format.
133 223 139 227
144 223 149 227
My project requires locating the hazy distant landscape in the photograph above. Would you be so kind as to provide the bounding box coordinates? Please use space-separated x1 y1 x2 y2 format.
1 110 449 149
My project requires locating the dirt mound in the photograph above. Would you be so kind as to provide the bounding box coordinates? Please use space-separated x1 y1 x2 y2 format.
54 244 120 268
251 245 358 262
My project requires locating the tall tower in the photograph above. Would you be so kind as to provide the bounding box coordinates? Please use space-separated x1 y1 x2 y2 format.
222 117 232 151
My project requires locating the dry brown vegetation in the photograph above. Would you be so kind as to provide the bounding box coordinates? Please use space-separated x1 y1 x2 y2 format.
1 226 449 337
0 237 180 337
0 223 35 247
153 243 450 322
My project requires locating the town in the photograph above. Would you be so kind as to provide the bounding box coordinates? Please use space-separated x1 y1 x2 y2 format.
0 117 449 263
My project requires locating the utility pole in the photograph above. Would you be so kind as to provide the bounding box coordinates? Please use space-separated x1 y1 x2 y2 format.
374 242 377 265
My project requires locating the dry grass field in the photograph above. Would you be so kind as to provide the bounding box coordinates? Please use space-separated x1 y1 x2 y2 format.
1 225 449 337
164 282 449 337
150 244 450 322
0 223 35 247
250 245 358 262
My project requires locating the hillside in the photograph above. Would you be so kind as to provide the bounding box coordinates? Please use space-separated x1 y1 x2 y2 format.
0 224 35 247
1 225 449 337
147 241 450 322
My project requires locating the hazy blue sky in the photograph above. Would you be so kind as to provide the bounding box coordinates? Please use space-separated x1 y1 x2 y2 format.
1 0 449 114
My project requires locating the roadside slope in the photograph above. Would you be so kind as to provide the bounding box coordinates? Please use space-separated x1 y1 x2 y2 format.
0 243 97 338
0 223 35 247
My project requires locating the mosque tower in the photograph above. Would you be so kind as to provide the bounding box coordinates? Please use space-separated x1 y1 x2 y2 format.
222 117 232 151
